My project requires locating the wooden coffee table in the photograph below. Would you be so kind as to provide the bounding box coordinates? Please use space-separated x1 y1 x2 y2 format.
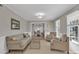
30 37 40 49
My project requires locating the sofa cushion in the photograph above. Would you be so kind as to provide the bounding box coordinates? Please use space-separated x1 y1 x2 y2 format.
14 34 23 40
7 34 23 40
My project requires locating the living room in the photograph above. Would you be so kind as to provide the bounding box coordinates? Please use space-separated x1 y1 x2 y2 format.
0 4 79 54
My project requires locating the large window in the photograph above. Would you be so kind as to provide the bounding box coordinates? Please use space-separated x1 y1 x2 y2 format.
56 19 60 38
67 11 79 43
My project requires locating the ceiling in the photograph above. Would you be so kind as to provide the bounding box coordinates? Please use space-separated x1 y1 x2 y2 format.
5 4 77 21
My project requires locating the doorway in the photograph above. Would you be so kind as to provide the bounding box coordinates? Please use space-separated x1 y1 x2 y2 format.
32 23 45 39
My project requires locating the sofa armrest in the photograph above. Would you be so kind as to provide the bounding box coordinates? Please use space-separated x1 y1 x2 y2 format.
7 40 22 49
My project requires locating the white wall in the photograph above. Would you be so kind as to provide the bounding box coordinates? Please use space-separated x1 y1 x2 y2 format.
0 6 28 53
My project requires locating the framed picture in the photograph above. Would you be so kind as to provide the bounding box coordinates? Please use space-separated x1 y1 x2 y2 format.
11 18 20 30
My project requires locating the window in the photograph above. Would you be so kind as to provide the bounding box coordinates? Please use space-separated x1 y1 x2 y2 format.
56 19 60 38
67 11 79 42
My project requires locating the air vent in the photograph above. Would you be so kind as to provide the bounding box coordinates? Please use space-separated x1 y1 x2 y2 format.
0 4 3 7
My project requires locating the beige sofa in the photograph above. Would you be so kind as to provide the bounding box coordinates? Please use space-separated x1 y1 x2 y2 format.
6 33 31 51
51 34 69 53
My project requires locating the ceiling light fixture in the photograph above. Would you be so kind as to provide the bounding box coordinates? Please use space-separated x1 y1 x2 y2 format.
35 12 45 19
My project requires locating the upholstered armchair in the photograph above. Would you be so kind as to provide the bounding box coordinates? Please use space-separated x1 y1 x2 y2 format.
51 34 69 53
46 32 56 42
46 35 52 42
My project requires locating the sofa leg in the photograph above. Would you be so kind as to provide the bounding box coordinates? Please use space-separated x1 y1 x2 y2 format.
67 51 69 54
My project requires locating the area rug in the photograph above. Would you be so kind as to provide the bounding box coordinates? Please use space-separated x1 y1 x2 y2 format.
8 50 23 54
30 38 40 49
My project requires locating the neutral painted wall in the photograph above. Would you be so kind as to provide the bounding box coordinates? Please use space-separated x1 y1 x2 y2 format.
47 21 56 32
0 6 28 53
0 6 28 37
60 16 67 34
